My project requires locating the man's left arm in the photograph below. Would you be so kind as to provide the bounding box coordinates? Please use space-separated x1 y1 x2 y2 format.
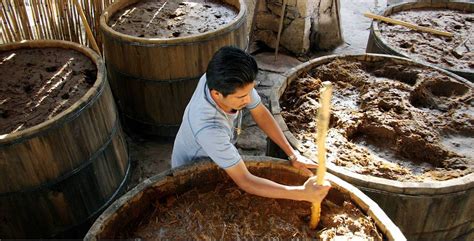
249 103 317 176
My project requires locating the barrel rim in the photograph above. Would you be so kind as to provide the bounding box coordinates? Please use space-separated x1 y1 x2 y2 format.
370 1 474 76
84 156 406 241
99 0 247 45
0 40 106 143
269 53 474 195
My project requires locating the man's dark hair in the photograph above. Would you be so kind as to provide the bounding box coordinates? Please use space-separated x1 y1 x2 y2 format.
206 46 258 97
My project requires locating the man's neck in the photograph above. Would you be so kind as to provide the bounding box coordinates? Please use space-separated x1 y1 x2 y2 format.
210 92 235 114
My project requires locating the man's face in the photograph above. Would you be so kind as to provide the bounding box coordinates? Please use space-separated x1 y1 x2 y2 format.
216 82 256 112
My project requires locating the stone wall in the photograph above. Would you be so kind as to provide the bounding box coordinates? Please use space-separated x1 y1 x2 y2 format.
253 0 343 54
311 0 343 50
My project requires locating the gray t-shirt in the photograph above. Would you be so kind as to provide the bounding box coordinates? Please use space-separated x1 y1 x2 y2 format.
171 74 261 169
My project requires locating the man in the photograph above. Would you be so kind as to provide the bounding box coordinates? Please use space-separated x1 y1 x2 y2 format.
172 46 330 203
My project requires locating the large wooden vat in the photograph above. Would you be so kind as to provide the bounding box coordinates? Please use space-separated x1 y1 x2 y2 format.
0 40 130 238
85 156 405 240
100 0 248 137
267 54 474 240
366 1 474 82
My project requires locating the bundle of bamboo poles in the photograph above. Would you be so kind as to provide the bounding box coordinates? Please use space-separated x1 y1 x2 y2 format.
0 0 115 50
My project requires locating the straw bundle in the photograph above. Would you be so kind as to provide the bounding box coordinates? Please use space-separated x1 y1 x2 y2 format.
0 0 115 50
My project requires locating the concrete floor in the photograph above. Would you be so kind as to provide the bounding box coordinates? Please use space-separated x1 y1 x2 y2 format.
126 0 389 190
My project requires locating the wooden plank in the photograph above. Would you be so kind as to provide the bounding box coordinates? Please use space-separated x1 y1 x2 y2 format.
364 12 453 37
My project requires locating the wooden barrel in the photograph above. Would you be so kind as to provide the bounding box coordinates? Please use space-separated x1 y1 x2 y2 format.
366 1 474 82
100 0 248 137
266 54 474 240
0 40 130 238
84 156 405 240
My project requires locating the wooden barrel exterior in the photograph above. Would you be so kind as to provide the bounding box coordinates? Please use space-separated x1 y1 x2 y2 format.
84 156 406 240
266 54 474 240
0 40 130 238
100 0 248 137
366 1 474 82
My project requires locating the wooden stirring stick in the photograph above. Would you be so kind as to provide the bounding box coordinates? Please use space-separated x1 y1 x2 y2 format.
310 81 333 229
73 0 101 55
364 12 453 38
274 0 287 61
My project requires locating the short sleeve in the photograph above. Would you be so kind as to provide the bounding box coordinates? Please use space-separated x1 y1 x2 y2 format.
195 126 241 169
246 88 261 110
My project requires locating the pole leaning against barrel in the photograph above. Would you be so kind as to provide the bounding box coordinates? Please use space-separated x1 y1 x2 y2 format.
310 81 333 229
73 0 102 55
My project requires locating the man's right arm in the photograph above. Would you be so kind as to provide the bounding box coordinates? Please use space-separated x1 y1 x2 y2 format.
196 127 330 203
224 159 331 203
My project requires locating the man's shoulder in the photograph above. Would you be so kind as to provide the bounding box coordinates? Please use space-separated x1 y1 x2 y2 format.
188 108 225 130
186 101 226 133
184 74 228 133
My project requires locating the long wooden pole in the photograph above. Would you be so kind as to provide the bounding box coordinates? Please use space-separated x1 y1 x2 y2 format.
309 81 333 229
73 0 101 55
247 0 262 51
274 0 287 61
364 12 453 38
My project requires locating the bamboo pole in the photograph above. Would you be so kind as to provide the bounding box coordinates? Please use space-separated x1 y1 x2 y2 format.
274 0 286 61
309 81 333 229
35 0 49 39
0 5 8 43
13 0 22 40
39 0 49 39
73 0 101 55
19 0 33 39
46 0 59 39
31 0 43 39
57 0 67 40
92 0 101 48
65 1 73 41
364 12 453 38
83 0 92 27
95 0 106 49
1 2 15 42
6 1 22 41
74 1 84 45
72 1 80 42
84 0 93 46
11 0 24 40
69 1 80 43
42 0 54 39
67 1 75 40
1 0 113 48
